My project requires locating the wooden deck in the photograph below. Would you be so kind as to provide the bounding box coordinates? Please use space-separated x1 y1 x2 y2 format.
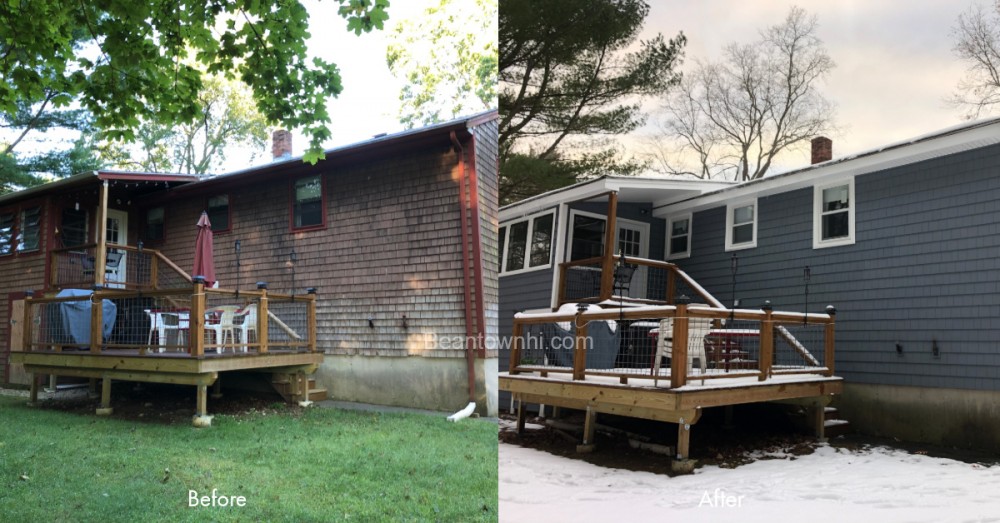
501 370 843 461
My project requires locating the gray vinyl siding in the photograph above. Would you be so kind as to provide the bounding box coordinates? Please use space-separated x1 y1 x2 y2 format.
682 143 1000 392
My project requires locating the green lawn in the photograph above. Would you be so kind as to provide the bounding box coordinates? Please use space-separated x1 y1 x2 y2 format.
0 395 497 522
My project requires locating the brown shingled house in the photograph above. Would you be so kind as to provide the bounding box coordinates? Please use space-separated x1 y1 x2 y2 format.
1 110 498 420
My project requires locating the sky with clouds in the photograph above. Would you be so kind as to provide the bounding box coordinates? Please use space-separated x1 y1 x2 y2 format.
628 0 977 172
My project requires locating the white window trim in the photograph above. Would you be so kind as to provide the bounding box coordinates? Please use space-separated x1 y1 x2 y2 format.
725 199 758 251
565 209 650 262
666 213 693 260
499 209 556 277
813 177 856 249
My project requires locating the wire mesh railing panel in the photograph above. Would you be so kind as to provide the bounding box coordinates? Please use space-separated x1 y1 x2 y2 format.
155 255 192 289
266 297 310 351
773 323 826 371
562 263 603 303
110 294 193 352
204 292 259 353
51 246 97 288
515 323 574 371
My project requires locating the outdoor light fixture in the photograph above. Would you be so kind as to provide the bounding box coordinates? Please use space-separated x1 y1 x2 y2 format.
401 314 408 330
74 201 79 211
368 316 375 329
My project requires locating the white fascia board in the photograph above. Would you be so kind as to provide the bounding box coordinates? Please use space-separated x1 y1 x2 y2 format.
658 120 1000 216
499 177 612 222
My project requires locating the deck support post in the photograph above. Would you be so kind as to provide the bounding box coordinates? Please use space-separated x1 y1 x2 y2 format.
813 404 827 442
96 377 113 416
190 279 206 357
210 377 223 399
577 406 597 453
572 316 588 381
677 419 691 459
257 282 269 354
516 398 526 435
670 301 690 388
824 306 837 376
599 191 618 301
94 180 108 287
759 302 774 381
28 373 38 406
192 384 213 427
297 371 313 407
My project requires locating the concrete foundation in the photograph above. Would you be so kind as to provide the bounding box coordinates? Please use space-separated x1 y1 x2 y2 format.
314 355 498 417
837 382 1000 452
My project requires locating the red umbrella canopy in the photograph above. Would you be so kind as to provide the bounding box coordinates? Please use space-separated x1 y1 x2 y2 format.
193 211 216 287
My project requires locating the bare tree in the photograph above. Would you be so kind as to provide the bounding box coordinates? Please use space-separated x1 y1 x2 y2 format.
646 6 836 181
951 2 1000 119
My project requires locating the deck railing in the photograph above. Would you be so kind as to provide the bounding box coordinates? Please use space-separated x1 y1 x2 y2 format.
22 281 317 357
508 301 835 388
557 255 724 308
50 243 192 290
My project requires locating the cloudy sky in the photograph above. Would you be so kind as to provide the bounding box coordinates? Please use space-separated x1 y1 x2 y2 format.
629 0 977 172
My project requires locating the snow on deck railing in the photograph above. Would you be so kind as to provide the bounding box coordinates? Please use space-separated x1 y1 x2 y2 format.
508 301 836 388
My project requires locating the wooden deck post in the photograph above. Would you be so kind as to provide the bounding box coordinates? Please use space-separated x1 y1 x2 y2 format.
28 373 38 406
813 404 827 441
824 306 836 376
509 321 523 375
670 302 689 388
677 419 691 459
577 406 597 453
758 301 774 381
306 288 318 352
599 191 618 301
196 384 208 417
515 398 526 434
190 278 206 357
572 315 589 381
96 377 113 415
89 291 103 354
257 282 269 353
94 180 109 287
211 377 223 399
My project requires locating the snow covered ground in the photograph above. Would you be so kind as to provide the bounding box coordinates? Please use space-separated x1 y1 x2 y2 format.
500 441 1000 522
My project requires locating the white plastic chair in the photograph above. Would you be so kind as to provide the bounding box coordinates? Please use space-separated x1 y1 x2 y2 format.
652 316 710 385
235 303 257 352
205 306 240 352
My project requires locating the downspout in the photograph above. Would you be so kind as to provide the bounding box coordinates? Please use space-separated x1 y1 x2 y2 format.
450 130 478 419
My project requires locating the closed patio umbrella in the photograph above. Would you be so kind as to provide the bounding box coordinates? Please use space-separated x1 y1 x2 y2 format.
193 211 216 287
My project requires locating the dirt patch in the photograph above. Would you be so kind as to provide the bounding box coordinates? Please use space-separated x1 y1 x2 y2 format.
18 382 297 425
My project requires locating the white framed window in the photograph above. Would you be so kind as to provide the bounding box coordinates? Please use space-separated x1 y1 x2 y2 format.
666 213 692 260
813 177 855 249
725 199 757 251
499 210 555 275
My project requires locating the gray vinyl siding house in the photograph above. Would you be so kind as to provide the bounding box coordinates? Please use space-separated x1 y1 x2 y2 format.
499 118 1000 450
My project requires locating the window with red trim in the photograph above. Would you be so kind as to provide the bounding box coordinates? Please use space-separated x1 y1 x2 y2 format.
207 195 230 232
292 175 324 229
145 207 165 242
0 211 14 255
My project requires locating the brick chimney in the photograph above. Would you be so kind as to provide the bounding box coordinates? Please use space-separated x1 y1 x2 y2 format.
811 136 832 164
272 129 292 161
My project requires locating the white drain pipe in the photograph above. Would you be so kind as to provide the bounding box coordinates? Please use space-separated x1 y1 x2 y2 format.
447 401 476 422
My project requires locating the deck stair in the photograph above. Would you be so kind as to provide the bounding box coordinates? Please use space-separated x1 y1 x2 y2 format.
823 406 851 437
271 373 328 402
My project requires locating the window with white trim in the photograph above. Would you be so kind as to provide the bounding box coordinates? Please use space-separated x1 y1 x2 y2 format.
499 211 554 275
666 214 692 259
813 178 855 248
725 200 757 250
